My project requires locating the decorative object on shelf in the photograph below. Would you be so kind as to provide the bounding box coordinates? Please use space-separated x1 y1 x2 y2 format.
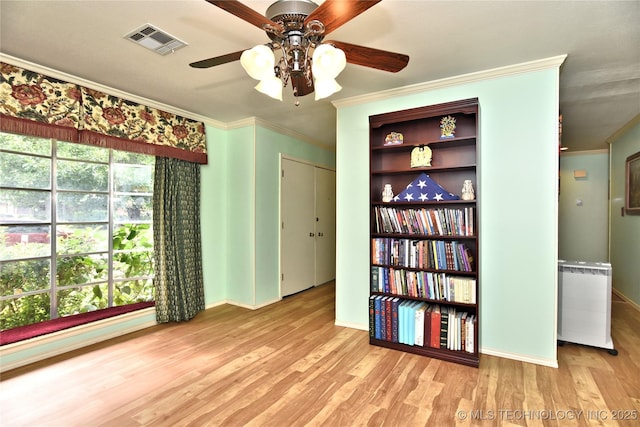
440 115 457 138
410 145 432 168
384 132 403 145
392 172 460 202
461 179 475 200
382 184 394 202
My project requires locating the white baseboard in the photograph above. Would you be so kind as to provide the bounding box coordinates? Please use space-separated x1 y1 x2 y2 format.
612 288 640 312
222 298 282 310
334 320 559 368
480 347 558 368
335 320 368 331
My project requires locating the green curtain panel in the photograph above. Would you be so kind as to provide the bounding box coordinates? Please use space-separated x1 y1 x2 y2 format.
153 157 205 323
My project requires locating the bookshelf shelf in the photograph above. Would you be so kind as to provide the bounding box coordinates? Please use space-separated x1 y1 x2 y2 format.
368 98 480 368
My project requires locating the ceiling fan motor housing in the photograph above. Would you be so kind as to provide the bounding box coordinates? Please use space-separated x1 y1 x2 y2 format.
265 0 322 79
265 0 322 41
265 0 319 22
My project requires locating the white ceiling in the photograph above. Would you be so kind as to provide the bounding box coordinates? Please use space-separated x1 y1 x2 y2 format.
1 0 639 152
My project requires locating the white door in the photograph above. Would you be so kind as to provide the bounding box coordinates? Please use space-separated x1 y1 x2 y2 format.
281 158 316 296
315 167 336 285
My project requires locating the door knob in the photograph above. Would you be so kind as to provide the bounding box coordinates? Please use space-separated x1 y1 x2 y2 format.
318 232 324 237
309 232 315 237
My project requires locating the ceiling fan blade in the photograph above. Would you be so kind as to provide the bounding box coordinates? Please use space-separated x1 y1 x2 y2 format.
189 51 245 68
304 0 381 35
325 40 409 73
206 0 283 32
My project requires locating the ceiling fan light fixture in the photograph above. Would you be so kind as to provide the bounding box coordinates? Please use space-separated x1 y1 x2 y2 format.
314 78 342 100
255 76 284 101
312 44 346 79
191 0 409 103
241 45 276 80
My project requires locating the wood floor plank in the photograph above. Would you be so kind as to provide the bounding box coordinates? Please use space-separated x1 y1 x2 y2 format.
1 281 639 427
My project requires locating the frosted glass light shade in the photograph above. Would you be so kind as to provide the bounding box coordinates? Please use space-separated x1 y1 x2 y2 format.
314 78 342 100
255 76 283 101
312 44 346 79
241 45 276 80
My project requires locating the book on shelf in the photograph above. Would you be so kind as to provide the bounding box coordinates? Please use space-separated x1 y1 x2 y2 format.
373 206 475 237
391 297 400 343
369 295 376 338
414 303 428 346
372 267 477 304
371 299 476 354
372 238 475 272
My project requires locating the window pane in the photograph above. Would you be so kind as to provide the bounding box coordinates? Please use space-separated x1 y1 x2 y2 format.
114 249 154 279
57 141 108 162
0 152 51 189
57 283 108 315
0 190 51 223
0 293 51 330
114 163 153 193
113 223 153 247
57 254 108 285
113 224 153 278
57 224 108 254
2 135 155 331
57 159 109 191
58 192 108 222
0 259 51 296
0 132 51 156
113 150 154 166
114 195 152 222
114 278 154 305
0 226 51 260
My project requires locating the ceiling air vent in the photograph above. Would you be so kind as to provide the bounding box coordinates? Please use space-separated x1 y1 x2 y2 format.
124 24 187 55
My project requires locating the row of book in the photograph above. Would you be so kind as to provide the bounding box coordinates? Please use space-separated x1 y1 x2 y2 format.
372 238 474 271
372 267 477 303
373 206 475 236
369 296 476 353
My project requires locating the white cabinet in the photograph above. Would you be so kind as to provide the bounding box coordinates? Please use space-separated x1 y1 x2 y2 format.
558 260 616 354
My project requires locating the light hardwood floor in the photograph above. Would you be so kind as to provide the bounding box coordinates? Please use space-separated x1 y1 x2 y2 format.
1 282 639 426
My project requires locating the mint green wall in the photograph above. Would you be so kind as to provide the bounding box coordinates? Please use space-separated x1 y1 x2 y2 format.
335 68 561 364
201 125 229 304
254 126 335 305
223 127 257 305
558 152 609 262
200 123 336 308
610 123 640 305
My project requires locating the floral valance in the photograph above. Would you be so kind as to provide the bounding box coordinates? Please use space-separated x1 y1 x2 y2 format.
0 62 207 163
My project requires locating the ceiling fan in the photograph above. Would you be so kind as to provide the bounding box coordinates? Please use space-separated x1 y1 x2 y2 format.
189 0 409 101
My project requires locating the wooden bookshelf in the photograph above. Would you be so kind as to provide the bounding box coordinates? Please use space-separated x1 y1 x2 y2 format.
368 98 479 367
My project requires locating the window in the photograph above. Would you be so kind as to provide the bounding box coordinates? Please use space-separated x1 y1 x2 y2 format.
0 132 154 330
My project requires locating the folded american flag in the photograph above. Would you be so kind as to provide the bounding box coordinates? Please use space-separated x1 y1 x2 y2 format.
393 173 459 202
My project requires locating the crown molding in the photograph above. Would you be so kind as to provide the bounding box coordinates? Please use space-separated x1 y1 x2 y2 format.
332 55 568 109
225 117 333 151
560 148 610 156
0 53 226 128
606 113 640 145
